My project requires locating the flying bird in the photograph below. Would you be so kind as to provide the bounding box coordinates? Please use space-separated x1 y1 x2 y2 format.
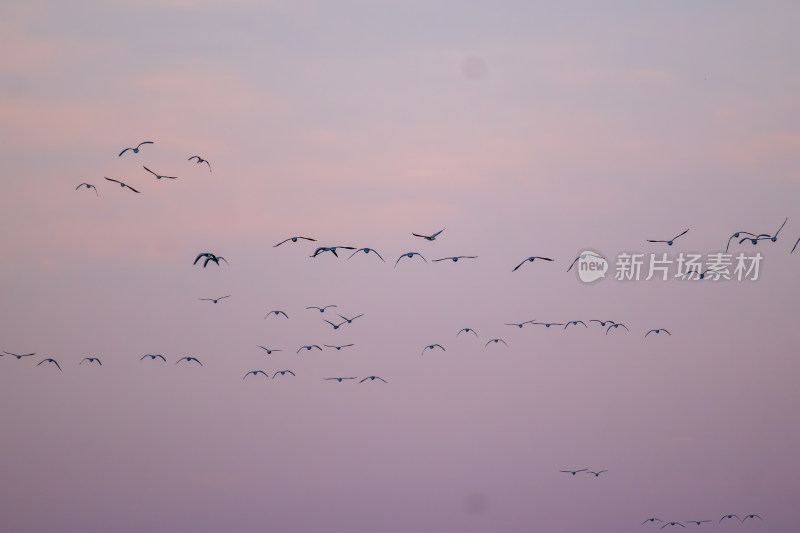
272 370 295 378
296 345 322 353
359 376 388 383
589 320 615 327
412 229 445 241
75 183 98 195
725 231 760 252
719 515 740 523
310 246 356 258
274 236 316 247
324 344 354 351
660 522 686 529
642 518 663 525
647 228 689 245
143 166 177 180
80 357 102 366
193 252 228 267
645 328 671 337
586 470 607 477
531 322 564 328
684 521 711 526
606 323 630 335
421 344 445 355
257 346 282 354
566 251 605 272
325 377 357 382
485 338 508 347
2 351 35 359
119 141 153 156
560 469 587 475
337 314 364 324
792 237 800 253
141 354 166 362
37 358 62 370
243 370 269 380
349 247 385 262
176 356 202 366
188 155 211 171
505 321 532 329
323 319 347 330
200 295 230 304
104 177 140 193
564 320 588 329
306 305 337 312
265 310 289 319
741 515 762 522
739 218 787 244
395 252 428 267
433 256 478 262
512 256 554 272
457 328 478 337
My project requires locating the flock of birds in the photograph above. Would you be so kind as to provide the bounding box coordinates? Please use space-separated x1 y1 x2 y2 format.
11 140 788 528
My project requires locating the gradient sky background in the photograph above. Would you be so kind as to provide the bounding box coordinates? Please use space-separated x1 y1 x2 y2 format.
2 1 799 532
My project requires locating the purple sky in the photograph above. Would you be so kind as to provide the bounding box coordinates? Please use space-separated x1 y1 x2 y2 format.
1 1 799 532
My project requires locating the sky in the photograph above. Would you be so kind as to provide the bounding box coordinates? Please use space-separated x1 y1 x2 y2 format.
1 1 799 532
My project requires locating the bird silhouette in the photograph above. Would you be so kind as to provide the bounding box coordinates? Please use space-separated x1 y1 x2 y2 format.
359 376 388 383
200 295 230 304
457 328 478 337
176 357 202 366
645 328 671 337
719 515 740 523
589 320 616 327
257 346 282 354
560 469 587 475
141 354 166 362
566 252 605 272
75 183 98 195
337 314 364 324
660 522 686 529
324 344 354 351
325 377 357 382
2 351 35 359
531 322 564 328
306 305 337 312
421 344 445 355
194 253 228 268
642 518 663 525
296 345 322 353
348 248 385 262
484 338 508 347
395 252 428 267
505 321 532 329
80 357 102 366
310 246 356 258
265 310 289 319
188 155 211 171
37 358 62 371
738 218 787 244
741 515 762 522
606 323 630 334
564 320 588 329
243 370 269 380
725 231 759 252
142 166 177 180
512 256 554 272
433 256 478 262
104 177 140 193
647 228 689 245
412 229 445 241
274 236 316 247
792 237 800 253
273 370 295 378
684 520 711 526
119 141 153 156
586 470 607 477
323 319 347 330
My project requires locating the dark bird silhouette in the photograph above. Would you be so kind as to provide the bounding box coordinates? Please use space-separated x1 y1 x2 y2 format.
589 319 616 327
265 310 289 319
606 323 630 334
257 346 282 354
200 295 230 304
792 237 800 253
194 252 228 268
726 231 759 252
37 358 62 370
660 522 686 529
348 248 385 262
310 246 356 258
512 256 554 272
457 328 478 337
323 319 347 330
412 229 445 241
297 345 322 353
75 183 98 195
564 320 588 329
719 515 741 523
176 356 202 366
531 321 564 328
306 305 337 312
243 370 269 380
684 520 711 526
485 338 508 347
119 141 153 156
586 470 607 477
325 377 356 382
642 518 663 525
143 166 177 180
274 236 316 247
505 321 532 329
188 155 211 171
422 344 445 355
337 314 364 324
433 256 478 262
2 351 35 359
566 252 605 272
395 252 428 267
141 354 166 362
104 177 140 193
273 370 295 378
645 328 671 338
741 515 762 522
359 376 388 383
324 344 354 351
80 357 102 366
647 228 689 245
560 469 587 475
739 218 787 245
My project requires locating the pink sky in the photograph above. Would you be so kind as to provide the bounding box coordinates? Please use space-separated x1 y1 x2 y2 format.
1 1 799 532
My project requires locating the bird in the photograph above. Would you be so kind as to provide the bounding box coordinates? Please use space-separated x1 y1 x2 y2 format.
645 328 671 337
274 236 316 247
80 357 102 366
272 370 295 378
433 256 478 262
585 470 606 477
560 469 587 475
37 358 62 370
606 323 630 334
200 295 230 304
412 229 445 241
324 344 354 351
176 356 203 366
257 346 282 354
505 321 532 329
141 354 166 362
349 248 385 262
739 218 787 244
75 183 98 195
310 246 356 258
457 328 478 337
325 377 357 382
485 338 508 347
647 228 689 245
719 515 741 523
194 253 228 268
792 237 800 253
243 370 269 380
421 344 445 355
104 177 140 193
2 351 35 359
323 319 347 330
564 320 588 329
188 155 211 171
306 305 337 312
265 310 289 319
119 141 153 156
566 252 605 272
725 231 760 252
143 166 177 180
512 256 554 272
531 322 564 328
395 252 428 267
296 345 322 353
642 518 663 525
684 520 711 526
359 376 388 383
660 522 686 529
337 314 364 324
741 515 762 522
589 320 616 327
